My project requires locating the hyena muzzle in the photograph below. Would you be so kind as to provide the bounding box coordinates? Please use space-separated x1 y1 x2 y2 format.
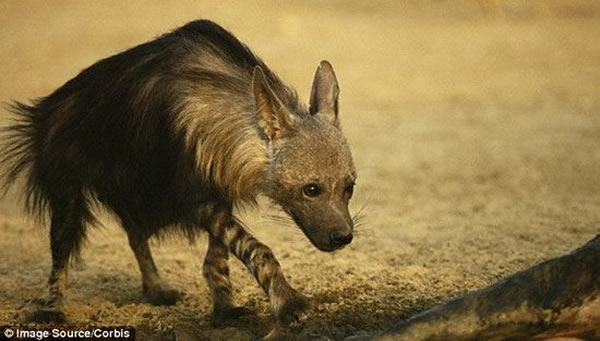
0 20 357 332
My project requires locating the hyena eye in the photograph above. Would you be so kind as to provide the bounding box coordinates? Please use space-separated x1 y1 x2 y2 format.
302 183 322 198
345 183 355 198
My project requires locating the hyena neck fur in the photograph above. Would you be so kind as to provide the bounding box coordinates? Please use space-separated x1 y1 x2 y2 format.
166 22 306 206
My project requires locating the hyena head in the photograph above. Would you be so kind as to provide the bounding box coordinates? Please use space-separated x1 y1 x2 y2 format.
254 61 356 252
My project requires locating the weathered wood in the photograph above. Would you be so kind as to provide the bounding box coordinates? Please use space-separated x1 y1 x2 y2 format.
373 234 600 341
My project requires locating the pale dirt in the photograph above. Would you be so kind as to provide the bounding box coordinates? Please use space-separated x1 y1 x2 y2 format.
0 1 599 340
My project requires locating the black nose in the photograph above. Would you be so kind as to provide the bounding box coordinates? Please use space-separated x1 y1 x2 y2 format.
330 230 353 246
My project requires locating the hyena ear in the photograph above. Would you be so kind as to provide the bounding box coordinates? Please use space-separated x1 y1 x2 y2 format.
253 66 295 141
309 60 340 127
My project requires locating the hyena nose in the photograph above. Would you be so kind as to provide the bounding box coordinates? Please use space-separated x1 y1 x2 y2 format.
330 230 353 246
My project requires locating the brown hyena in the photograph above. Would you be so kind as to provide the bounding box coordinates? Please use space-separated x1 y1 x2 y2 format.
0 20 356 333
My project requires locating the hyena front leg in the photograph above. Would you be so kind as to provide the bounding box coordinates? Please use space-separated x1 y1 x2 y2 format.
125 229 181 305
211 216 309 326
203 234 252 321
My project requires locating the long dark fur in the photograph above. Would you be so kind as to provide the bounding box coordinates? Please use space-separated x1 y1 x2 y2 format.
0 20 301 256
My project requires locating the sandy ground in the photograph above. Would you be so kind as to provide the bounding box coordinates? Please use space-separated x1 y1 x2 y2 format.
1 1 599 340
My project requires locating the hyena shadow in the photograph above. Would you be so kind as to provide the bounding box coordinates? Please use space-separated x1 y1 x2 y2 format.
14 263 141 323
305 289 441 338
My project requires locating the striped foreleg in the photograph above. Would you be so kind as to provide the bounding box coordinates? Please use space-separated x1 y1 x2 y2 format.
202 234 252 320
211 216 309 325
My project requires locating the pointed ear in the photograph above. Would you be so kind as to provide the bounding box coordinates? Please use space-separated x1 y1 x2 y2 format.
309 60 340 127
253 66 295 141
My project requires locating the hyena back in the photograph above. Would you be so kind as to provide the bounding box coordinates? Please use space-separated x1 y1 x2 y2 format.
0 20 356 329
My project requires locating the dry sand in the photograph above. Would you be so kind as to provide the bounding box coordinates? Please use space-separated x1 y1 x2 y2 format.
1 1 599 340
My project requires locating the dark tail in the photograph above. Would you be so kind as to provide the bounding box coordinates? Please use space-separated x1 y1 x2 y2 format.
0 100 48 220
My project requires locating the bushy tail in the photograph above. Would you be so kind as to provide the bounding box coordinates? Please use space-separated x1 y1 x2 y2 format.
0 100 47 220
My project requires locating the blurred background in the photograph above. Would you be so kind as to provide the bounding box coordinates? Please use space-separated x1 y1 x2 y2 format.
1 1 599 340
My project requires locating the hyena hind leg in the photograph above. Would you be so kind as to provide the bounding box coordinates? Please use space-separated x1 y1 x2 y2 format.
203 234 253 322
124 228 181 305
30 194 89 323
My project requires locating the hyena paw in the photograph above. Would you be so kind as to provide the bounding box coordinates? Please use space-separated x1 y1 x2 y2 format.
212 305 254 323
36 293 64 308
143 281 182 306
273 290 310 326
